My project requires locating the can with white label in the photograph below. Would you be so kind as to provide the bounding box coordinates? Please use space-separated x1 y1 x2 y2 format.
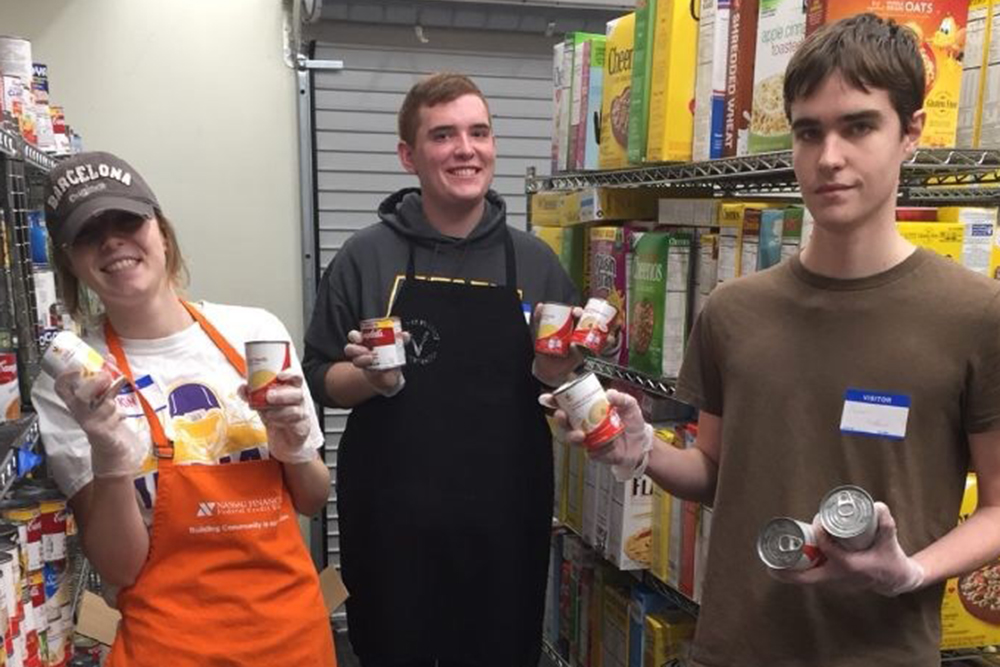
818 485 878 551
551 372 625 450
41 331 127 406
757 517 825 570
360 317 406 371
570 298 618 354
535 303 575 357
245 340 292 410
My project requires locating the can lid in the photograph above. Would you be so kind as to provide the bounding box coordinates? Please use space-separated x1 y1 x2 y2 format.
552 371 597 397
819 485 875 539
757 517 809 570
12 486 63 502
0 537 17 551
0 498 34 510
0 522 19 537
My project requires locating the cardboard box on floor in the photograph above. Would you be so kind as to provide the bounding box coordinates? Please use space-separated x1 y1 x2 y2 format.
75 565 349 647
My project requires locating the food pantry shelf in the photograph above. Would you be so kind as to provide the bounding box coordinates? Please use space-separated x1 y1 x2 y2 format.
640 571 699 618
0 126 57 173
584 357 677 399
0 412 40 498
526 149 1000 195
541 640 571 667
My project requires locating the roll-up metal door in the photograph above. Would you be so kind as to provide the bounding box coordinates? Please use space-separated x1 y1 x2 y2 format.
309 38 556 573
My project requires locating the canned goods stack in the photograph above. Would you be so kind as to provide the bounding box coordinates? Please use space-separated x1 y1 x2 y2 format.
0 481 75 667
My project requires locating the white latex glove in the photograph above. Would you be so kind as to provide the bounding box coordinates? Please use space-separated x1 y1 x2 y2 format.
540 388 653 482
344 329 407 397
770 502 925 597
241 370 318 464
54 369 146 479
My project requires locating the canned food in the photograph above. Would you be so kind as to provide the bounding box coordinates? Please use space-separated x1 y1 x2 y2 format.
14 491 65 566
0 350 19 424
757 517 825 570
551 372 625 450
360 317 406 371
0 500 41 573
40 332 127 405
43 562 69 621
0 539 17 623
244 340 291 410
535 303 575 357
570 298 618 355
818 485 878 551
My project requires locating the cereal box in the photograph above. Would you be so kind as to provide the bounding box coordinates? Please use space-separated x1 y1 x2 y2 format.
584 37 608 170
896 221 964 264
605 475 656 570
646 0 700 163
565 444 588 535
530 191 568 227
601 584 632 667
643 612 696 667
590 225 630 365
535 225 588 294
757 207 786 270
806 0 972 148
957 0 994 147
980 7 1000 147
694 0 733 161
582 457 603 548
695 233 720 318
723 0 762 156
553 41 570 174
781 205 805 262
600 14 637 169
578 187 659 222
629 0 658 164
629 586 672 667
545 531 565 646
628 231 692 378
739 207 765 276
941 474 1000 649
569 33 606 170
748 0 807 154
938 206 998 275
694 506 714 603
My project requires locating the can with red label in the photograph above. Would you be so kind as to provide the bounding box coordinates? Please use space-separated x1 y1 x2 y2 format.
360 317 406 371
570 298 618 355
40 332 127 405
13 488 65 566
0 499 42 574
535 303 575 357
0 350 19 424
757 517 825 570
818 485 878 551
551 372 625 449
244 340 291 410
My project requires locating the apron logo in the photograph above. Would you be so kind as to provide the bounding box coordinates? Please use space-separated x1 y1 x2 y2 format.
196 502 217 517
404 318 441 366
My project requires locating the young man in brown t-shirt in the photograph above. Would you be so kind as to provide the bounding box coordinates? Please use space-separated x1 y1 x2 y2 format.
548 13 1000 666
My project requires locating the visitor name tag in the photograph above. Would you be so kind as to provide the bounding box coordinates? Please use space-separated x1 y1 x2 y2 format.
840 389 910 440
523 302 533 326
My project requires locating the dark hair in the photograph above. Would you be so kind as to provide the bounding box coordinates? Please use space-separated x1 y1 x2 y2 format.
784 13 925 135
52 211 189 317
397 73 492 145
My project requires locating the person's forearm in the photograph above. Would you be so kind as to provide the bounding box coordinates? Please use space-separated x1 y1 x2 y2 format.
645 442 719 506
78 478 150 588
912 505 1000 585
282 458 331 516
325 362 379 408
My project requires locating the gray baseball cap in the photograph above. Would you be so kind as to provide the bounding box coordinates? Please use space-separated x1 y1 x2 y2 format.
44 151 160 247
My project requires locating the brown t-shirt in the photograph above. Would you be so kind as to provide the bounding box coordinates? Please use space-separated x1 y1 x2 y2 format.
675 249 1000 667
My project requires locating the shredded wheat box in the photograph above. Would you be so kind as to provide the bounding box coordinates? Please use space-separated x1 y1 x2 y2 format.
605 475 656 570
941 474 1000 649
981 7 1000 147
957 0 994 147
748 0 806 153
601 14 638 169
806 0 971 148
723 0 762 156
694 0 733 161
629 0 659 164
628 231 692 378
646 0 700 162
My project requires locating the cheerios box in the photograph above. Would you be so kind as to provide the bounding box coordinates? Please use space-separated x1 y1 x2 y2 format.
605 474 656 570
600 13 637 169
940 474 1000 649
805 0 971 148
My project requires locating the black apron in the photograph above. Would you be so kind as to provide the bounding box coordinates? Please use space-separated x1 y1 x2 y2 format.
338 229 554 667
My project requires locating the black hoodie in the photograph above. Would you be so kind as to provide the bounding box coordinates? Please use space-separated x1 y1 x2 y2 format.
303 188 578 405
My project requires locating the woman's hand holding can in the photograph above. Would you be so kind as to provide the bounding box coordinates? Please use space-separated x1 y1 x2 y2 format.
243 370 317 464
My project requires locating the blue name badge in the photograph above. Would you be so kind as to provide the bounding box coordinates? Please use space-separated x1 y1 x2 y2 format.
523 301 533 326
840 389 910 440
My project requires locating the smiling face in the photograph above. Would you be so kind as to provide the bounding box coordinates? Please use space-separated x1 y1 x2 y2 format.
67 211 175 310
397 93 496 220
791 71 924 236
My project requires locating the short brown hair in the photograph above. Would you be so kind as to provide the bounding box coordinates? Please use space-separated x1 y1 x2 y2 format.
52 211 189 318
397 73 492 145
784 13 925 135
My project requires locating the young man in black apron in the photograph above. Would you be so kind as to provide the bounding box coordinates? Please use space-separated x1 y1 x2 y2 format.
304 74 581 667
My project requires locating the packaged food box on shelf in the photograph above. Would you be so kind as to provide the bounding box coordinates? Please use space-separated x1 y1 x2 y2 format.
645 0 699 163
600 13 637 170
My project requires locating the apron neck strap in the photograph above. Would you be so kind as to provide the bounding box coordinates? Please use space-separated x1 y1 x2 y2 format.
104 301 247 461
406 225 517 288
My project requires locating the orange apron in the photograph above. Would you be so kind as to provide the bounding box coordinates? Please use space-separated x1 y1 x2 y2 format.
102 301 336 667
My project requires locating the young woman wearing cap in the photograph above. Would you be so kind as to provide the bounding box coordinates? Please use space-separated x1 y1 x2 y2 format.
30 151 337 667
